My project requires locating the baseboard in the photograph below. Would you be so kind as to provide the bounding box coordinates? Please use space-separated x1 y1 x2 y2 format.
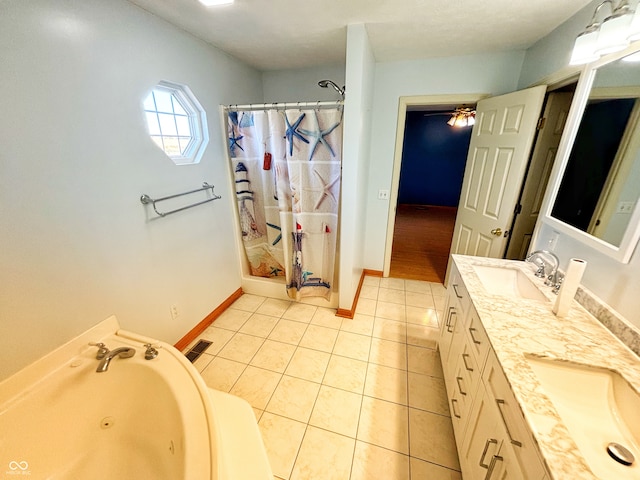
335 269 383 319
174 287 243 351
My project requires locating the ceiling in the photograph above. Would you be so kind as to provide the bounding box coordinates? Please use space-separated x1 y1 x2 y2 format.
128 0 592 71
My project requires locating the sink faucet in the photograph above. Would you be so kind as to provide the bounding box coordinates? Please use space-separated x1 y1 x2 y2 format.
525 250 562 292
95 346 135 372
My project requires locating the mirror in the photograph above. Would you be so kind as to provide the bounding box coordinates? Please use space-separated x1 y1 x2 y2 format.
544 49 640 263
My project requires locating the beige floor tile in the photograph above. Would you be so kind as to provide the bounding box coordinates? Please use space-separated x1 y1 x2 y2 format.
290 426 355 480
309 385 362 437
370 338 407 370
239 313 280 338
373 317 407 343
285 347 330 383
217 332 264 363
380 277 405 290
410 457 462 480
299 324 339 353
256 297 292 317
323 355 367 394
364 363 408 405
282 302 317 323
431 283 447 296
231 294 266 312
351 441 410 480
250 339 297 373
363 275 381 286
357 396 409 454
266 375 320 423
406 306 439 326
406 324 439 349
433 295 447 310
332 331 371 361
375 301 407 322
211 308 252 331
360 285 379 300
340 313 375 336
192 352 213 372
378 287 406 305
407 372 449 416
200 356 246 392
268 319 308 345
197 326 236 355
405 280 431 294
405 291 435 308
355 298 377 316
252 407 263 422
229 365 282 410
259 412 307 480
407 345 443 377
409 408 460 470
310 307 342 329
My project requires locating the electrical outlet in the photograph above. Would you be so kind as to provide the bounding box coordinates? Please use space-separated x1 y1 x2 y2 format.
170 304 179 320
378 189 390 200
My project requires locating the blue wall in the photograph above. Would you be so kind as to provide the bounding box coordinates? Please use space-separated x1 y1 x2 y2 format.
398 111 472 206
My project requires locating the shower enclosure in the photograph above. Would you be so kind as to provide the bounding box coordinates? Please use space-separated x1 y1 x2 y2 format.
223 102 343 304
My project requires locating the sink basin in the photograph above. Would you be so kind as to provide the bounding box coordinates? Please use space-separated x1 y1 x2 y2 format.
472 265 548 302
526 355 640 478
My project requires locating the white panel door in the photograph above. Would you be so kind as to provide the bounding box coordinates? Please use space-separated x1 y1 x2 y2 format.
505 92 574 259
451 86 547 259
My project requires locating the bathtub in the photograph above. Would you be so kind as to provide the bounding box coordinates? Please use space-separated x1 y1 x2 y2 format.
0 316 273 479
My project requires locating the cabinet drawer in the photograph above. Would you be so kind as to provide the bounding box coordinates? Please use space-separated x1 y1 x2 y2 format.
466 308 490 370
449 266 471 317
483 351 547 480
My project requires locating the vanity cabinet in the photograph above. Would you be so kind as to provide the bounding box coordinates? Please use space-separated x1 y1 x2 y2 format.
440 263 547 480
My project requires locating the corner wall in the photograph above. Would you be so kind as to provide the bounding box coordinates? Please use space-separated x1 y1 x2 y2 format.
339 24 375 310
0 0 262 380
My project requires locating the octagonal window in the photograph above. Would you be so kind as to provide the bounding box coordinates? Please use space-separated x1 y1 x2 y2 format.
143 81 208 165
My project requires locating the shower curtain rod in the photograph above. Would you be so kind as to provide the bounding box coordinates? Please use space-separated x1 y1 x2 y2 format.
224 100 343 112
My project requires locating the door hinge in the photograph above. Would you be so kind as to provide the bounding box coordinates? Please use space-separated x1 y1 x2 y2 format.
514 203 522 215
536 117 546 130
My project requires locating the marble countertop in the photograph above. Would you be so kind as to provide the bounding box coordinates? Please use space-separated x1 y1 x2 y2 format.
452 254 640 480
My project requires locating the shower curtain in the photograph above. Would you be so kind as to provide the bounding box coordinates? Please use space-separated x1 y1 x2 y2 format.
227 106 343 301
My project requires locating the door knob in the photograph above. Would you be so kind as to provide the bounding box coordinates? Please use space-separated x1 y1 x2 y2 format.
490 228 503 237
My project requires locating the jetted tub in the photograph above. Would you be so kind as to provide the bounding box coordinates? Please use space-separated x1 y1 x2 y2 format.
0 316 273 479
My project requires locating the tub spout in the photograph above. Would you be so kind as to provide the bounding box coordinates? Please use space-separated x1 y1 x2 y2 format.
96 347 135 372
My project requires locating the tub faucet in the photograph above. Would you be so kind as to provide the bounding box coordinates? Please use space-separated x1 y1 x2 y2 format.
526 250 561 290
95 347 135 373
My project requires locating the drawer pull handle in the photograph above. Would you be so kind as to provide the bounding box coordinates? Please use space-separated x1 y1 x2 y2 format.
445 306 455 328
462 353 474 372
451 398 461 418
485 455 504 480
447 311 457 333
469 327 482 345
452 283 463 299
479 438 498 468
456 376 467 395
496 399 523 447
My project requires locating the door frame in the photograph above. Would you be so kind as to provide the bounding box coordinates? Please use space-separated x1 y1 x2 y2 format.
382 94 489 277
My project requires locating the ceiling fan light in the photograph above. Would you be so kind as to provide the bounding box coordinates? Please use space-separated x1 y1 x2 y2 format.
447 115 456 126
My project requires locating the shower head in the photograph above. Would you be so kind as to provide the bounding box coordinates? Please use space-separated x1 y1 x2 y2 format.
318 79 345 97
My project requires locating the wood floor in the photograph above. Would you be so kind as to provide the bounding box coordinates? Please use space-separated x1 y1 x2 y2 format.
389 204 457 284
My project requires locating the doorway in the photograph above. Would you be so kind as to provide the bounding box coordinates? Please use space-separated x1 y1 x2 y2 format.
389 108 473 282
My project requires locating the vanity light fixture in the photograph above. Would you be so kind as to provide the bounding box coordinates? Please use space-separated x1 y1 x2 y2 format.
570 0 640 65
447 107 476 128
198 0 233 6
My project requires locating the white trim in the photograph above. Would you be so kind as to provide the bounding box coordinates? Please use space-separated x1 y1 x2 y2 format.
382 94 489 277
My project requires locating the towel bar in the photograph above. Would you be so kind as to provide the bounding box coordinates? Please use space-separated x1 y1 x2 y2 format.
140 182 221 218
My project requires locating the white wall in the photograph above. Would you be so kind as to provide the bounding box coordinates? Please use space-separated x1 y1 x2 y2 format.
0 0 262 380
339 24 375 310
363 52 526 269
262 64 346 103
522 1 640 327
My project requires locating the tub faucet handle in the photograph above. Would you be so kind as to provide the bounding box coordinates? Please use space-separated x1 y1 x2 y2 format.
143 343 161 360
89 342 109 359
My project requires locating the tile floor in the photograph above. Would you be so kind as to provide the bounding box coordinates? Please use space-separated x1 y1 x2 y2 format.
186 276 462 480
